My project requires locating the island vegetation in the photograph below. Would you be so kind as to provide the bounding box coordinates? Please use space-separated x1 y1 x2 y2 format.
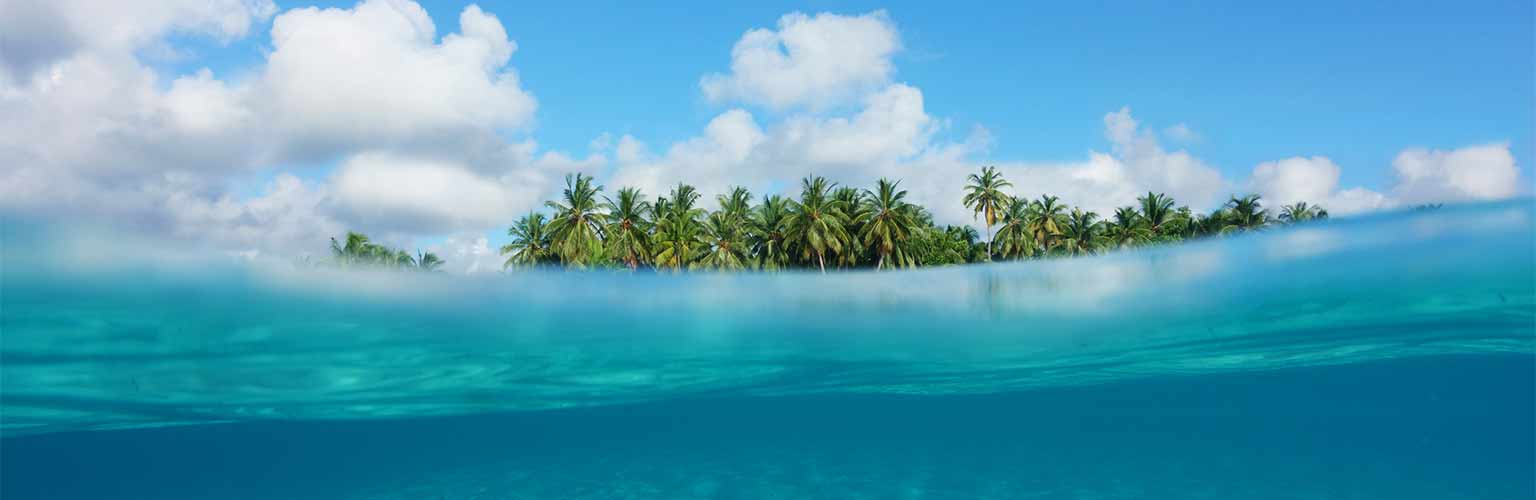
330 166 1337 272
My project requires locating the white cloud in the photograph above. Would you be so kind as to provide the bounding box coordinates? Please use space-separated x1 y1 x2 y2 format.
163 173 343 259
1100 108 1227 209
1250 156 1343 207
426 233 505 274
612 91 1238 227
785 83 934 166
260 1 536 158
1391 143 1522 204
1163 123 1200 143
329 153 541 233
1247 156 1393 215
0 0 276 83
1248 143 1524 215
700 10 900 110
610 109 767 198
0 0 569 260
900 107 1229 224
609 82 940 203
1327 187 1393 214
164 68 253 134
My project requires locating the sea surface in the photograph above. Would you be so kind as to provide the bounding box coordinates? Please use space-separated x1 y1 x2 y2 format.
2 202 1533 499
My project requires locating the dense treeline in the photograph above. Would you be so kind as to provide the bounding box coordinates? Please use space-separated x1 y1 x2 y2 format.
493 166 1332 272
330 166 1336 273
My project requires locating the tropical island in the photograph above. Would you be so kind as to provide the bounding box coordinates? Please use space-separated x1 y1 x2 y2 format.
328 167 1339 273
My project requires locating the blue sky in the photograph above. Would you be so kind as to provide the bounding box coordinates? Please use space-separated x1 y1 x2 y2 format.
161 0 1532 190
2 0 1531 268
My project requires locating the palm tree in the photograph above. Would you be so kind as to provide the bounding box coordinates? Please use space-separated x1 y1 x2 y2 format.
653 183 706 271
784 175 852 273
545 173 606 267
1104 206 1151 249
832 186 868 267
329 231 372 267
717 186 754 221
962 166 1013 260
1222 194 1269 233
391 249 415 268
749 195 793 270
860 178 919 270
329 170 1354 274
1277 202 1328 224
1184 208 1227 238
414 251 445 271
602 187 653 271
1025 195 1068 255
696 211 751 270
329 231 411 267
1137 192 1178 240
500 212 553 269
992 196 1035 260
1060 208 1103 256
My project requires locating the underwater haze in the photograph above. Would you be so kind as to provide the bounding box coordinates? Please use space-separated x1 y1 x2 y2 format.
2 202 1534 499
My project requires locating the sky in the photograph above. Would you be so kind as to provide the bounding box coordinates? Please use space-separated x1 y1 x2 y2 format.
1 0 1530 272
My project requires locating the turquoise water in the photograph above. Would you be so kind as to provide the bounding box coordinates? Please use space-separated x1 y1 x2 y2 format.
2 202 1533 499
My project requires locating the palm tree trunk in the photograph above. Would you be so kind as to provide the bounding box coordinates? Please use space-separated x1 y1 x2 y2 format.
817 252 826 274
878 252 886 271
984 224 993 261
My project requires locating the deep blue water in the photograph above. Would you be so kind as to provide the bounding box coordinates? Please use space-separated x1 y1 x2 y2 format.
3 203 1534 499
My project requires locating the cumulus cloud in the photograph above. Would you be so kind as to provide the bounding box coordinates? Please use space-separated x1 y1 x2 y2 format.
426 233 506 274
884 107 1233 224
260 1 536 158
1163 123 1200 143
1390 143 1522 204
0 0 564 260
1250 156 1342 207
328 153 543 233
609 81 940 203
0 0 276 83
1100 108 1227 208
163 173 342 258
898 124 1186 223
1248 156 1393 215
700 10 900 110
1248 143 1524 215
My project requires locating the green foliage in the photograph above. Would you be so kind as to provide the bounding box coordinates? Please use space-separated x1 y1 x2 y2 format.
859 178 920 270
992 196 1035 260
500 212 553 269
1278 202 1329 224
330 173 1337 273
546 173 606 267
962 166 1013 260
653 183 707 272
784 176 854 273
328 231 446 271
1221 194 1269 233
602 187 653 271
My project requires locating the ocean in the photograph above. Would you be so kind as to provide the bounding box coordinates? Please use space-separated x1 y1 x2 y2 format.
2 202 1532 499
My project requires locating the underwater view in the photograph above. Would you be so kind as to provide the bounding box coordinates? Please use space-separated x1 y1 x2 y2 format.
3 202 1533 499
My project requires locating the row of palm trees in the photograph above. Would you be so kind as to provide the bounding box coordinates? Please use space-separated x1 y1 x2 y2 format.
962 167 1331 260
328 232 445 271
491 168 1330 273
